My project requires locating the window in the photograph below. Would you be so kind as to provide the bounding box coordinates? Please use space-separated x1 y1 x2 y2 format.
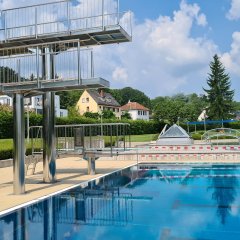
86 98 89 103
60 112 63 117
138 111 141 115
36 97 41 106
116 108 119 112
86 107 90 112
82 98 85 103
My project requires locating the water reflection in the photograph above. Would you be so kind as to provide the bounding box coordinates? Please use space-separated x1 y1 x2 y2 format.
0 168 136 240
137 165 240 225
210 165 239 225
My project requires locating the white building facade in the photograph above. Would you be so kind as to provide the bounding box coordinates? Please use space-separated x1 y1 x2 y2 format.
0 95 12 106
120 101 150 121
0 95 68 117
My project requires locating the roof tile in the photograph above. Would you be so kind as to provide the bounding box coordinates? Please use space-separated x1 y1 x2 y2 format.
120 102 149 111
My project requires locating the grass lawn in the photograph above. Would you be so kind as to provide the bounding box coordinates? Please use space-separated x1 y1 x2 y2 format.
130 134 158 142
0 134 158 150
0 139 41 150
0 139 13 150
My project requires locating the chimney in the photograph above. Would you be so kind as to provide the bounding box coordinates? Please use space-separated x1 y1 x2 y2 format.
99 89 104 97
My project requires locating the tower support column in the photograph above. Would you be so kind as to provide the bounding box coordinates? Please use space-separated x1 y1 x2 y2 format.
13 93 25 194
43 92 56 183
43 46 56 183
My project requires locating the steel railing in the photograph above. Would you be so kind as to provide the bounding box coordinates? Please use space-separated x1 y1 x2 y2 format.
0 0 132 42
201 128 240 142
0 40 94 86
29 123 131 156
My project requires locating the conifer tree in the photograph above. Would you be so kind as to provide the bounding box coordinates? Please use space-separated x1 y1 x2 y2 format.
203 54 234 120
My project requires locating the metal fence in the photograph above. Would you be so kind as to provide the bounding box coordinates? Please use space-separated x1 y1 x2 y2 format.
201 128 240 142
0 0 132 42
29 123 131 156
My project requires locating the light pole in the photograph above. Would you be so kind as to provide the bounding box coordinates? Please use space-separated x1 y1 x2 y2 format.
177 117 180 126
204 117 206 133
98 110 103 137
27 104 30 143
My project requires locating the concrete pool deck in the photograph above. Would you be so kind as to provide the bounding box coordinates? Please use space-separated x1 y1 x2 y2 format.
0 154 240 214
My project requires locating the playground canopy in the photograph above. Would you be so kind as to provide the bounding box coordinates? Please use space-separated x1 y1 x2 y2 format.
187 120 237 125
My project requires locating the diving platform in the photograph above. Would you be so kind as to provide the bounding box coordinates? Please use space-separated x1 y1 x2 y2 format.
0 40 109 95
0 0 132 49
0 77 109 95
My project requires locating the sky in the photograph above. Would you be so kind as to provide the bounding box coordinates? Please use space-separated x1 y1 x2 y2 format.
0 0 240 100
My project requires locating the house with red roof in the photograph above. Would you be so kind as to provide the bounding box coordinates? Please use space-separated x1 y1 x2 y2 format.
120 101 150 121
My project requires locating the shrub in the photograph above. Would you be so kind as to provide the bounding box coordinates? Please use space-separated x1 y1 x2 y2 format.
0 147 40 160
190 133 202 140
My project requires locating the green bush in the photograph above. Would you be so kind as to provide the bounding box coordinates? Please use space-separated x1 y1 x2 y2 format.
0 111 14 139
0 149 13 160
0 147 41 160
190 133 202 140
229 122 240 129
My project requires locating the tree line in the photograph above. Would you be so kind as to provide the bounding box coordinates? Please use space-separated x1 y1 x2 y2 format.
57 55 239 123
1 54 239 124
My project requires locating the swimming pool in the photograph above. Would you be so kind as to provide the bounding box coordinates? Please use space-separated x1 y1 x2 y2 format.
1 164 240 240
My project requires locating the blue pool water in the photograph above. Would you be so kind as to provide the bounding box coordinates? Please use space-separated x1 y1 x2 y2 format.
1 164 240 239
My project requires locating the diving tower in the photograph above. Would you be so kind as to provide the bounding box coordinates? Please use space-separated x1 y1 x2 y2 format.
0 0 132 194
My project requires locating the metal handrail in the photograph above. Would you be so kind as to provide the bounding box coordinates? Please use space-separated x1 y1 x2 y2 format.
0 39 94 85
201 128 240 141
0 0 132 42
0 11 130 31
1 0 70 11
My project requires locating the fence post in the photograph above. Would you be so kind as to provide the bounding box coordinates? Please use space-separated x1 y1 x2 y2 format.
102 0 104 30
77 41 81 85
35 6 38 38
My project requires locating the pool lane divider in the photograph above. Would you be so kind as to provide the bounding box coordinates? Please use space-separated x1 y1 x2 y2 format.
137 174 240 180
0 162 137 217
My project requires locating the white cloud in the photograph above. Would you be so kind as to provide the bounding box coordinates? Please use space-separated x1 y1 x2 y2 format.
180 0 208 26
112 67 129 83
94 0 217 97
222 31 240 75
227 0 240 20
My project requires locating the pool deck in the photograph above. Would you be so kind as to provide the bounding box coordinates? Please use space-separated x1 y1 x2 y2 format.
0 154 240 215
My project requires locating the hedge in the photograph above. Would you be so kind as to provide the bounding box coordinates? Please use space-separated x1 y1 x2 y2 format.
0 148 40 160
0 113 167 139
0 111 239 139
